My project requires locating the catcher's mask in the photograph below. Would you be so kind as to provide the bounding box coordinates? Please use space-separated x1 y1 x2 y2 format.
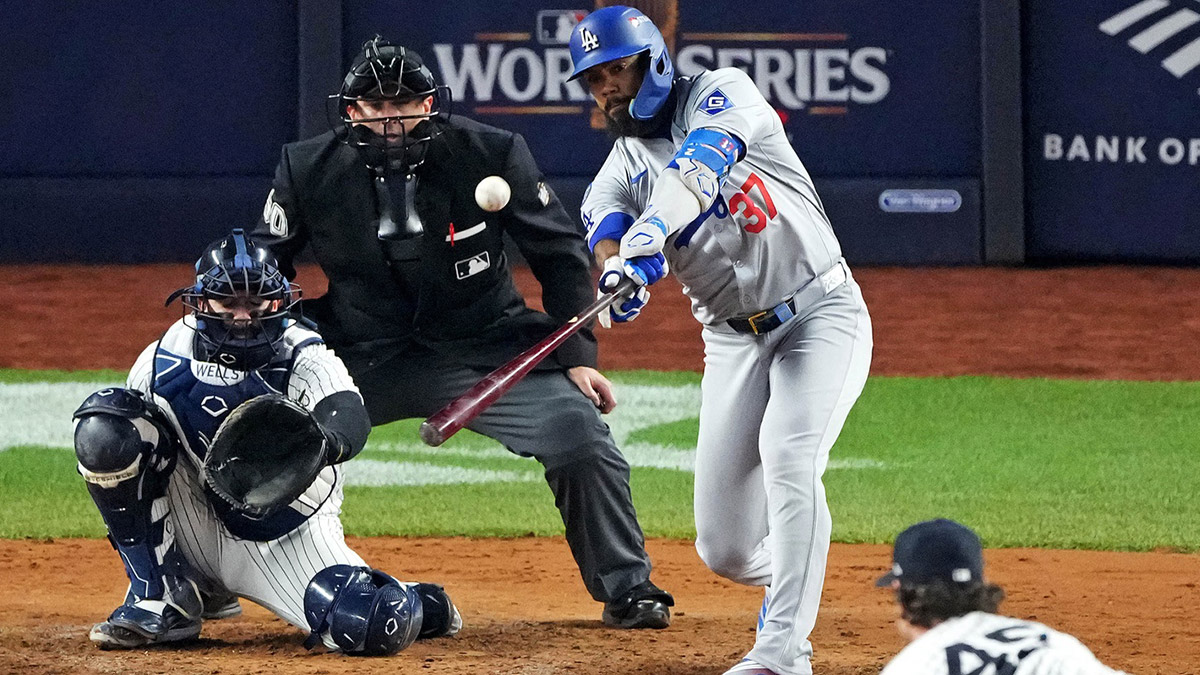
168 229 300 371
333 36 451 175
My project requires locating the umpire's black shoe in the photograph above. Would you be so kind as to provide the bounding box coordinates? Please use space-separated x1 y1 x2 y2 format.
602 581 674 629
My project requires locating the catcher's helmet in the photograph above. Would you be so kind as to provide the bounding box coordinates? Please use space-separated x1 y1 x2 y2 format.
335 36 448 173
303 565 424 656
568 6 674 120
169 229 299 371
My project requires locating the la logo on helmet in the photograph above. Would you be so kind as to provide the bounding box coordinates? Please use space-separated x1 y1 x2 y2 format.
580 28 600 52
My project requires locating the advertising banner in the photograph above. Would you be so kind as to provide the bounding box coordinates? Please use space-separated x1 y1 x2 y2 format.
1025 0 1200 261
347 1 981 178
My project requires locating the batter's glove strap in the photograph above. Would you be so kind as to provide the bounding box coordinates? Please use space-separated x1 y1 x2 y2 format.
597 256 652 328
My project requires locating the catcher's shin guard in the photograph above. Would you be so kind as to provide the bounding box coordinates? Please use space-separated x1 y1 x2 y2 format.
304 565 425 656
74 388 181 600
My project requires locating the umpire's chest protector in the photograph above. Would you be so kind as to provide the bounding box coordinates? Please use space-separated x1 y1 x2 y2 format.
295 121 526 344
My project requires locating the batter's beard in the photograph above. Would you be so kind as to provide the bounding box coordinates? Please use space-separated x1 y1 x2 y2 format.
602 89 677 139
603 100 638 137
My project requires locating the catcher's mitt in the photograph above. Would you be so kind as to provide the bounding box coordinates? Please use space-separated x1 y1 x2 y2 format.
203 394 328 519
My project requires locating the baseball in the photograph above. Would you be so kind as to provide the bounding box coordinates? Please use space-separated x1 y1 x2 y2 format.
475 175 511 212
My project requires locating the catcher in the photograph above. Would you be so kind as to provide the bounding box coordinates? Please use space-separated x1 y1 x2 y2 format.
72 229 460 654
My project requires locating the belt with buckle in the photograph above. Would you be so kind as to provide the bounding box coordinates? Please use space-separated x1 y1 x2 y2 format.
726 299 797 335
725 259 850 335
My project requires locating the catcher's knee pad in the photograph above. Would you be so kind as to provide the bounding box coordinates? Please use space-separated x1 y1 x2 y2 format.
74 388 178 551
73 387 173 481
303 565 424 656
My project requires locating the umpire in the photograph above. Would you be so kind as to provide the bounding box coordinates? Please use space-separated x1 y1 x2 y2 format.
251 36 673 629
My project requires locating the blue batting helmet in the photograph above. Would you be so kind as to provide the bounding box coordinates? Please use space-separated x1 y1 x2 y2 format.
303 565 424 656
568 6 674 120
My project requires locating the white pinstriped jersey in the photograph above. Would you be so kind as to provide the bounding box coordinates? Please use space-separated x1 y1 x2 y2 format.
582 67 844 325
882 612 1128 675
120 319 371 630
127 319 361 536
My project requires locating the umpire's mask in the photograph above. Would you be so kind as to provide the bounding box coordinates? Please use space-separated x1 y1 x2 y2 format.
334 36 449 176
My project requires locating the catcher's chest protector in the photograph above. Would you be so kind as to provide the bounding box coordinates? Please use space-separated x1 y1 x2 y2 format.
149 323 325 540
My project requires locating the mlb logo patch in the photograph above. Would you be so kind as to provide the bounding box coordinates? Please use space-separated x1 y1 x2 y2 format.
699 88 732 116
627 15 650 28
455 251 491 280
718 137 735 154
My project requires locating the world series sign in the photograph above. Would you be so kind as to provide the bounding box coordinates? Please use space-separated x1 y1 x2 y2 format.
350 0 981 179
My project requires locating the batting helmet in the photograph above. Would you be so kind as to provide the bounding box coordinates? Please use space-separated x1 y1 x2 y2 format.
334 36 449 173
568 6 674 120
168 229 299 371
303 565 424 656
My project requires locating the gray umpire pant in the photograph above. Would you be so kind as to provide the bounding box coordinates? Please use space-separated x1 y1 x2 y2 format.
344 345 653 604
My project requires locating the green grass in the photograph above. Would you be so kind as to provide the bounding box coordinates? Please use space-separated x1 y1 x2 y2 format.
3 370 1199 552
0 368 125 383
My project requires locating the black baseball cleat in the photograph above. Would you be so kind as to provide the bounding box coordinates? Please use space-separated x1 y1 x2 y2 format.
89 601 202 649
200 591 243 620
601 581 674 629
413 583 463 639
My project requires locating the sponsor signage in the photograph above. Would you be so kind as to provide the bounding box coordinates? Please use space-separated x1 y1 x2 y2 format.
878 190 962 213
347 1 981 177
1025 0 1200 260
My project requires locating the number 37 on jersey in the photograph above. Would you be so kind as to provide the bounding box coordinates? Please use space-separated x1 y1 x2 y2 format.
676 170 778 248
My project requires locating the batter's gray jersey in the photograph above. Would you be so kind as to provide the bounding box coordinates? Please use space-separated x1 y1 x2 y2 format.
582 67 871 675
883 612 1129 675
125 320 367 628
582 67 843 324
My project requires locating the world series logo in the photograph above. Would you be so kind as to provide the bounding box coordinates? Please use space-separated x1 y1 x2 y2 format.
428 7 893 118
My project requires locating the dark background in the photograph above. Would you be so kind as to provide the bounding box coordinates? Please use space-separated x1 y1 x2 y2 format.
0 0 1195 264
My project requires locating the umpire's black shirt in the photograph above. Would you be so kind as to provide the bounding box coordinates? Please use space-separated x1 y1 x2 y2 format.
252 116 597 371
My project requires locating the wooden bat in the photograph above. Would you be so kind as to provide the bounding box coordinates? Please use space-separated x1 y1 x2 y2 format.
419 277 637 447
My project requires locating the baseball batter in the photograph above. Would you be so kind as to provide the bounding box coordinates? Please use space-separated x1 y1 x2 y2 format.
73 230 459 653
568 8 873 675
877 519 1129 674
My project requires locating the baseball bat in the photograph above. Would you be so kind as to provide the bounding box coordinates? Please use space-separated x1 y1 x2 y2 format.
419 276 637 447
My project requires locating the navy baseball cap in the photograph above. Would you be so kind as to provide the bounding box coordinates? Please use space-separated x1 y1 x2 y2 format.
875 518 984 587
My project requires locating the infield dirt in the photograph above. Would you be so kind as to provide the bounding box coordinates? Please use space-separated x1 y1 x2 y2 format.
1 265 1197 674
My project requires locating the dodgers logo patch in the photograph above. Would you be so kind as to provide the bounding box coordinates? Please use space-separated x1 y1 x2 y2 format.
455 251 491 280
699 88 732 116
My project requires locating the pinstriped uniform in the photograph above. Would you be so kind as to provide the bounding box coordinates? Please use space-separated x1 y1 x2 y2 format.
882 612 1128 675
126 320 368 629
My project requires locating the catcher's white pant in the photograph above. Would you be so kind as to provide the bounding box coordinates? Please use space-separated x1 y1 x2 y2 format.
163 465 365 629
693 277 872 675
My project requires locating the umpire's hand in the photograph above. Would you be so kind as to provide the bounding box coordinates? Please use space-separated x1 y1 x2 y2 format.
568 366 617 414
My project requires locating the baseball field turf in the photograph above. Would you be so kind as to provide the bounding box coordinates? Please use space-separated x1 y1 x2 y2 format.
0 367 1195 552
2 368 1196 552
